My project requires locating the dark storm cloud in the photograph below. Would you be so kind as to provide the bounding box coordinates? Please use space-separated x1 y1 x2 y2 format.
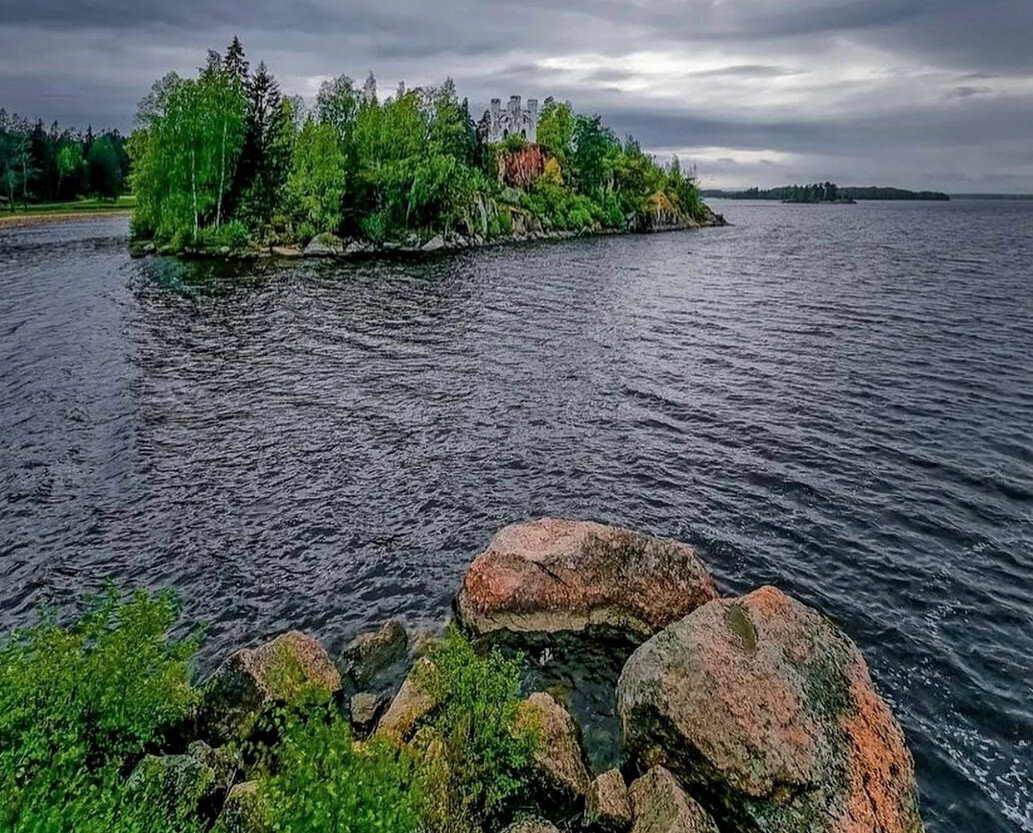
1 0 1031 191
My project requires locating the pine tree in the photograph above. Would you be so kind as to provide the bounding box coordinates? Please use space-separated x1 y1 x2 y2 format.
224 37 249 87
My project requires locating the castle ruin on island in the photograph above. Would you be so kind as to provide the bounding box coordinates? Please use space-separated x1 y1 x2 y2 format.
483 95 538 144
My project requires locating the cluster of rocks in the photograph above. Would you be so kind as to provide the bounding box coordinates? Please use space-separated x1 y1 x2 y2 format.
135 517 923 833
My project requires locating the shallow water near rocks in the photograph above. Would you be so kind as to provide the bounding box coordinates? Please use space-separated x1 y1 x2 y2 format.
1 200 1031 832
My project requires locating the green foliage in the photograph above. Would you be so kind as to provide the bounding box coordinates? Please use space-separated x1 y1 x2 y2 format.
0 588 201 832
260 707 421 833
536 99 574 161
87 135 123 198
287 119 346 234
420 626 539 833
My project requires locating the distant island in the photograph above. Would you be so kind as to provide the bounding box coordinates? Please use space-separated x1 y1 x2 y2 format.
703 183 951 202
125 38 722 258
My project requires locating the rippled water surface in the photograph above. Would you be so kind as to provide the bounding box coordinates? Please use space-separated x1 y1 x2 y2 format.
2 200 1031 831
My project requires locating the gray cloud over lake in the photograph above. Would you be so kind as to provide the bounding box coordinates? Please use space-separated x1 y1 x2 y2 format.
1 0 1030 191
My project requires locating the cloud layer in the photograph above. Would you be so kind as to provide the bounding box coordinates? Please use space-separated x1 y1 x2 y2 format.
1 0 1030 191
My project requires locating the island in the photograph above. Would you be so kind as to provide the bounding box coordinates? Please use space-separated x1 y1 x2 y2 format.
703 183 950 202
126 38 723 259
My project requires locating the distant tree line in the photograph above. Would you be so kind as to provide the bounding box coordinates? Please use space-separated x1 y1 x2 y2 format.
702 183 950 201
0 111 128 210
129 38 706 251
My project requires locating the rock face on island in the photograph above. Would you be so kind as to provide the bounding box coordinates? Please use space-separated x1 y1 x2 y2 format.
455 519 719 642
617 586 924 833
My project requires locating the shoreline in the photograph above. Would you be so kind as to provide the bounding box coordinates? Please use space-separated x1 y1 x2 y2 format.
129 208 728 261
0 209 133 229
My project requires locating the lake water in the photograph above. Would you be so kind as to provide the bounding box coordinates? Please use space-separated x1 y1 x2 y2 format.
1 200 1031 832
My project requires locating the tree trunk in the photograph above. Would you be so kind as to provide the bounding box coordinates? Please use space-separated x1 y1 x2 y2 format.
216 117 227 228
191 147 198 241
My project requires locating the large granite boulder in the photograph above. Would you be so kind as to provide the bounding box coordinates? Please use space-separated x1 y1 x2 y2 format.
517 691 591 809
456 519 718 641
201 631 342 740
629 767 719 833
617 586 924 833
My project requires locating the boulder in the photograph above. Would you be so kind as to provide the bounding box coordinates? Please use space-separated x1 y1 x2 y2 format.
518 691 591 809
341 620 409 687
213 781 270 833
628 767 719 833
585 768 633 833
456 519 718 642
201 630 342 740
376 657 441 745
350 691 387 735
126 752 216 816
303 233 343 256
422 234 446 252
270 245 303 258
617 586 925 833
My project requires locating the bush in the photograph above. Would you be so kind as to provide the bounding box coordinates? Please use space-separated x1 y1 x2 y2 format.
419 626 539 833
0 588 201 832
261 707 420 833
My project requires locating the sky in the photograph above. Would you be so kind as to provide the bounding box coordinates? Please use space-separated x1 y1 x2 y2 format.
1 0 1031 192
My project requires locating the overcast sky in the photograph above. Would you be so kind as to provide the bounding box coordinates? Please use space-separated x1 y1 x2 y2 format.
1 0 1031 192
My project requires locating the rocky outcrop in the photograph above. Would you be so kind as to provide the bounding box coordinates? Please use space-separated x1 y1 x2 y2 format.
200 630 342 740
341 620 409 687
629 767 719 833
617 586 924 833
456 519 718 642
585 768 633 833
518 691 591 810
376 657 442 745
303 233 344 256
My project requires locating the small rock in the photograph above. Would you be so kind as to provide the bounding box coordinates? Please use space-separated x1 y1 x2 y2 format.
341 620 409 687
219 245 231 255
629 767 718 833
422 234 446 252
303 233 343 256
586 769 633 833
518 691 591 810
270 245 303 258
213 781 269 833
350 691 386 734
144 242 157 254
456 519 719 642
503 818 561 833
201 630 342 740
376 657 441 745
187 740 242 793
126 753 216 815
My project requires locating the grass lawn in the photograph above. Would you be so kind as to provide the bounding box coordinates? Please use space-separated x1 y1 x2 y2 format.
0 195 135 226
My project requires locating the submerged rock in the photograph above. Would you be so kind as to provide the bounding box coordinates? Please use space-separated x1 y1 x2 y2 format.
422 234 446 252
201 630 342 740
518 691 591 810
270 245 303 258
456 518 718 642
585 768 633 833
341 620 409 687
628 767 718 833
617 586 924 833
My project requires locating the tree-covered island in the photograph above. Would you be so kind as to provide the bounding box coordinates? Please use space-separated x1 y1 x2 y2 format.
128 38 722 257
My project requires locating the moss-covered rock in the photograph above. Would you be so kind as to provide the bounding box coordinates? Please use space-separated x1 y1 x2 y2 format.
340 620 409 687
125 752 216 818
376 656 442 745
200 630 342 741
628 767 718 833
517 691 591 812
213 781 270 833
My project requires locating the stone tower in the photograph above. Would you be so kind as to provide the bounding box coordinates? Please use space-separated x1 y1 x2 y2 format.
484 95 538 144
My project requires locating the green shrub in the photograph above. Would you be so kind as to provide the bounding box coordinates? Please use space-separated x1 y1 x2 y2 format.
497 208 513 236
260 707 420 833
0 588 201 832
419 626 538 833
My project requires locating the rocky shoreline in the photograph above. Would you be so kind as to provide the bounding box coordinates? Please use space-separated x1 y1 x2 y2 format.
146 518 924 833
128 206 727 260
